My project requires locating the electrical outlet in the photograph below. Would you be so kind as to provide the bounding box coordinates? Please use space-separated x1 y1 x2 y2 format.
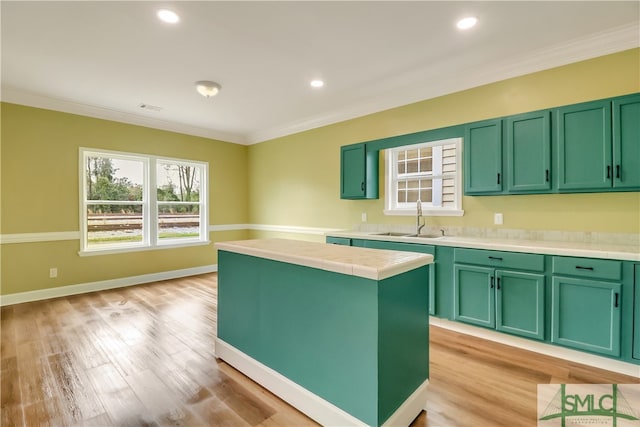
49 268 58 278
494 213 503 225
361 212 367 222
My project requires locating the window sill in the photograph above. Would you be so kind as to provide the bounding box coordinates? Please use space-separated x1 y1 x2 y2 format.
383 209 464 217
78 240 211 257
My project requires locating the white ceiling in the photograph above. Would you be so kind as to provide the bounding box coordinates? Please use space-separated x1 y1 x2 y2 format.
2 1 639 145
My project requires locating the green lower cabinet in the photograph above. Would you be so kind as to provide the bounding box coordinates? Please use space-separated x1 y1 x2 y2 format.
551 277 622 357
454 265 545 340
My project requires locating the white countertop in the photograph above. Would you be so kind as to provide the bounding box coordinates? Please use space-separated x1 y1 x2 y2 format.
215 238 433 280
326 231 640 262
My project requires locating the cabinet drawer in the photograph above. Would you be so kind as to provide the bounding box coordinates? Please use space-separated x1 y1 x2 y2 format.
326 236 351 246
454 248 544 272
552 256 621 281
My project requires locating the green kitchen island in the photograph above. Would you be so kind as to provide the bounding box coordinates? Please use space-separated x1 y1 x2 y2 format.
215 239 433 427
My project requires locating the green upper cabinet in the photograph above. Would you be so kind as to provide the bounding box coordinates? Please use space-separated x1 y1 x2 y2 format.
506 110 551 192
613 93 640 189
340 143 379 199
557 99 612 191
464 119 503 194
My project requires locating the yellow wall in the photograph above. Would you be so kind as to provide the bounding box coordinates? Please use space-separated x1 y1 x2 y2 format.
248 49 640 238
1 104 249 295
2 49 639 296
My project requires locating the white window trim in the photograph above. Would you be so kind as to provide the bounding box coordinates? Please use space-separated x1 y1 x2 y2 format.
79 148 210 255
383 137 464 217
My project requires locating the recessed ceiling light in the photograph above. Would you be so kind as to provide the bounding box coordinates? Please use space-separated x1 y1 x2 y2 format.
456 16 478 30
157 9 180 24
310 79 325 88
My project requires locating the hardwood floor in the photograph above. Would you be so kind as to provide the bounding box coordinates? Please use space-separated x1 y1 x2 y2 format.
1 273 638 427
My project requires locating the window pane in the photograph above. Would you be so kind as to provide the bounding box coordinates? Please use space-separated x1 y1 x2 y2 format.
86 157 143 201
406 159 419 174
87 205 143 247
157 163 201 202
419 157 433 173
158 204 200 240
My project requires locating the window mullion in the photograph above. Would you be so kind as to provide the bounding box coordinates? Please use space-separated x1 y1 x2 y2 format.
148 158 157 246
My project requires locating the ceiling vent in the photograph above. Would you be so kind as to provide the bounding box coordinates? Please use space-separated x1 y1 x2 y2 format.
138 103 163 112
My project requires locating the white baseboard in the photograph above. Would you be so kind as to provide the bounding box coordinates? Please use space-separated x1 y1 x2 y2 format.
0 264 217 306
215 339 428 427
429 317 640 377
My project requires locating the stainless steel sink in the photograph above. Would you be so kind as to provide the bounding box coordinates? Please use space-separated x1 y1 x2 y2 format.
372 232 412 237
406 234 444 239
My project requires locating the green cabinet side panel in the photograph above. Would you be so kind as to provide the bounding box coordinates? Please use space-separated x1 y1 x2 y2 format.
557 100 612 191
454 264 495 328
363 240 436 315
377 267 429 423
551 277 621 357
613 93 640 189
496 271 545 340
464 119 503 194
634 265 640 360
506 110 551 192
218 251 379 424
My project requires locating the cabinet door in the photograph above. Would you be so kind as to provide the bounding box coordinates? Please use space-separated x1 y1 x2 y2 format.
506 111 551 192
496 270 545 340
464 119 503 194
454 264 495 328
613 94 640 189
557 100 612 191
551 277 621 357
340 144 367 199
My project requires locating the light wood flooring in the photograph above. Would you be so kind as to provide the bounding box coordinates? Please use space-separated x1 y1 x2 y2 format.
1 273 638 426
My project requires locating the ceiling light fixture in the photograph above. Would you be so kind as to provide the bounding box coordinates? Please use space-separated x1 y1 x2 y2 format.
456 16 478 30
195 81 221 98
157 9 180 24
310 79 325 88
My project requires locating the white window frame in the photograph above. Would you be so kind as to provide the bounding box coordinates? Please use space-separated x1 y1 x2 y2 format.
79 148 209 256
384 137 464 217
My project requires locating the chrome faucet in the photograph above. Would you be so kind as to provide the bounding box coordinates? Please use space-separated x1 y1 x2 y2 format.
416 199 425 236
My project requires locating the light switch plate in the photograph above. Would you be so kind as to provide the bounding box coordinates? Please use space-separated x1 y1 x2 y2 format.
494 213 503 225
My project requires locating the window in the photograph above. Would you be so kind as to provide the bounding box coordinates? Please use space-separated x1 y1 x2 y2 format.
384 137 463 216
80 148 208 254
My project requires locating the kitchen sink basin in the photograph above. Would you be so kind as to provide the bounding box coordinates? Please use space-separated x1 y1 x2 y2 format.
406 234 444 239
372 232 412 237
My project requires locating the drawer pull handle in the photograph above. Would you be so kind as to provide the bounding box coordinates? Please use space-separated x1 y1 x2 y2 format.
361 182 365 191
606 165 611 179
488 256 503 261
497 173 501 185
545 169 549 182
496 277 501 290
490 276 494 289
616 165 621 179
614 293 619 308
575 266 594 271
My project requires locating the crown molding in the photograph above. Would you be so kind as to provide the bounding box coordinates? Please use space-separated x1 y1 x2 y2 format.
246 22 639 144
0 87 249 145
2 23 637 146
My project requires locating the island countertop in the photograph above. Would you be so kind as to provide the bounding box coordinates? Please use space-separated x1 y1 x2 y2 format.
215 238 433 280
